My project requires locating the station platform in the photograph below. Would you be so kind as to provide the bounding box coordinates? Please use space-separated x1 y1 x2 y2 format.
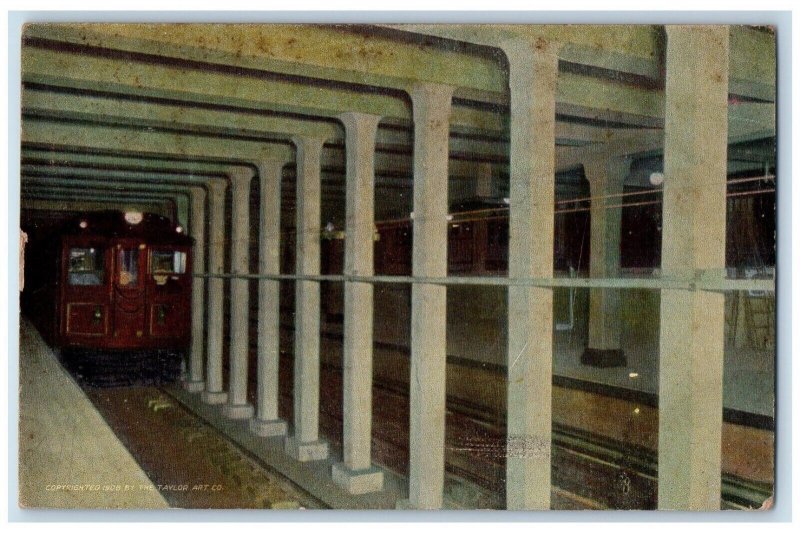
17 319 169 509
16 315 772 510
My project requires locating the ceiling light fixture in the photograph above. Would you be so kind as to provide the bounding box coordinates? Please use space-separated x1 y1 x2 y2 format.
649 172 664 186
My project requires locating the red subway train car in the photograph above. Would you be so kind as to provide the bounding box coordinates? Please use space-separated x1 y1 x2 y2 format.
23 210 193 385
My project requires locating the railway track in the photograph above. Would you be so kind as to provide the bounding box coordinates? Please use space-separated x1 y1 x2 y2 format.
266 353 773 510
77 382 325 509
61 344 771 510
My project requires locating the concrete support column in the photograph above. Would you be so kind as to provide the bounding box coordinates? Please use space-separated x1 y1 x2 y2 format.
658 25 729 511
202 179 229 405
331 112 384 494
250 159 289 438
399 82 454 510
174 194 190 231
183 186 207 392
502 38 559 510
581 157 631 368
475 161 494 198
222 167 256 419
285 136 329 462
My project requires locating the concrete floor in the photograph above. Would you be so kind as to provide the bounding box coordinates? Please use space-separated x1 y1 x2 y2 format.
17 319 169 509
553 334 775 418
363 284 775 417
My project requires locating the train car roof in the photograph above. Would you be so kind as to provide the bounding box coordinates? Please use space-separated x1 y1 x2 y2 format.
60 210 194 246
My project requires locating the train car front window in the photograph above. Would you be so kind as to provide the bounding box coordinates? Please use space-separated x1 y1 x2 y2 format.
151 250 187 275
118 249 139 286
68 247 104 285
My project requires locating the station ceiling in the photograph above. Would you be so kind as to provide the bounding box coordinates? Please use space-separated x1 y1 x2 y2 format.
18 23 776 222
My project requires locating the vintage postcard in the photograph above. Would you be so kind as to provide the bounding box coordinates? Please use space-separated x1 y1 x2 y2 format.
15 19 778 513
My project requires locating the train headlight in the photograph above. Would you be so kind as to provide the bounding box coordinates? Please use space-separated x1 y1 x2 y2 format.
124 211 144 225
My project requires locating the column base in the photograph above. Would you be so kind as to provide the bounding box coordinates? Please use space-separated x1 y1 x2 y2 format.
581 348 626 368
249 418 288 437
201 390 228 405
221 402 254 420
181 379 205 393
331 463 384 495
284 437 329 462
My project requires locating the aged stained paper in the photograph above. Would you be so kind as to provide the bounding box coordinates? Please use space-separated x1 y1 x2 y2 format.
17 21 777 511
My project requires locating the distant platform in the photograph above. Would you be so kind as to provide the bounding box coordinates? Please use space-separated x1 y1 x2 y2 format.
17 319 169 509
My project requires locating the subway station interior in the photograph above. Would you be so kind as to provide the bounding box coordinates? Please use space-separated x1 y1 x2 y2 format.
16 23 777 512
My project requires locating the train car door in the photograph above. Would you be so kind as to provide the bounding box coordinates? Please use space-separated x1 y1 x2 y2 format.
61 239 111 341
146 246 192 342
112 241 147 342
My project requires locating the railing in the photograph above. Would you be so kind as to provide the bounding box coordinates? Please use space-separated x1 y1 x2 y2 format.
194 271 775 293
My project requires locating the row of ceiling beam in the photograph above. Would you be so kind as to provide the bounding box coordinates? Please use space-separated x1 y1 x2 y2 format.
18 23 776 223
